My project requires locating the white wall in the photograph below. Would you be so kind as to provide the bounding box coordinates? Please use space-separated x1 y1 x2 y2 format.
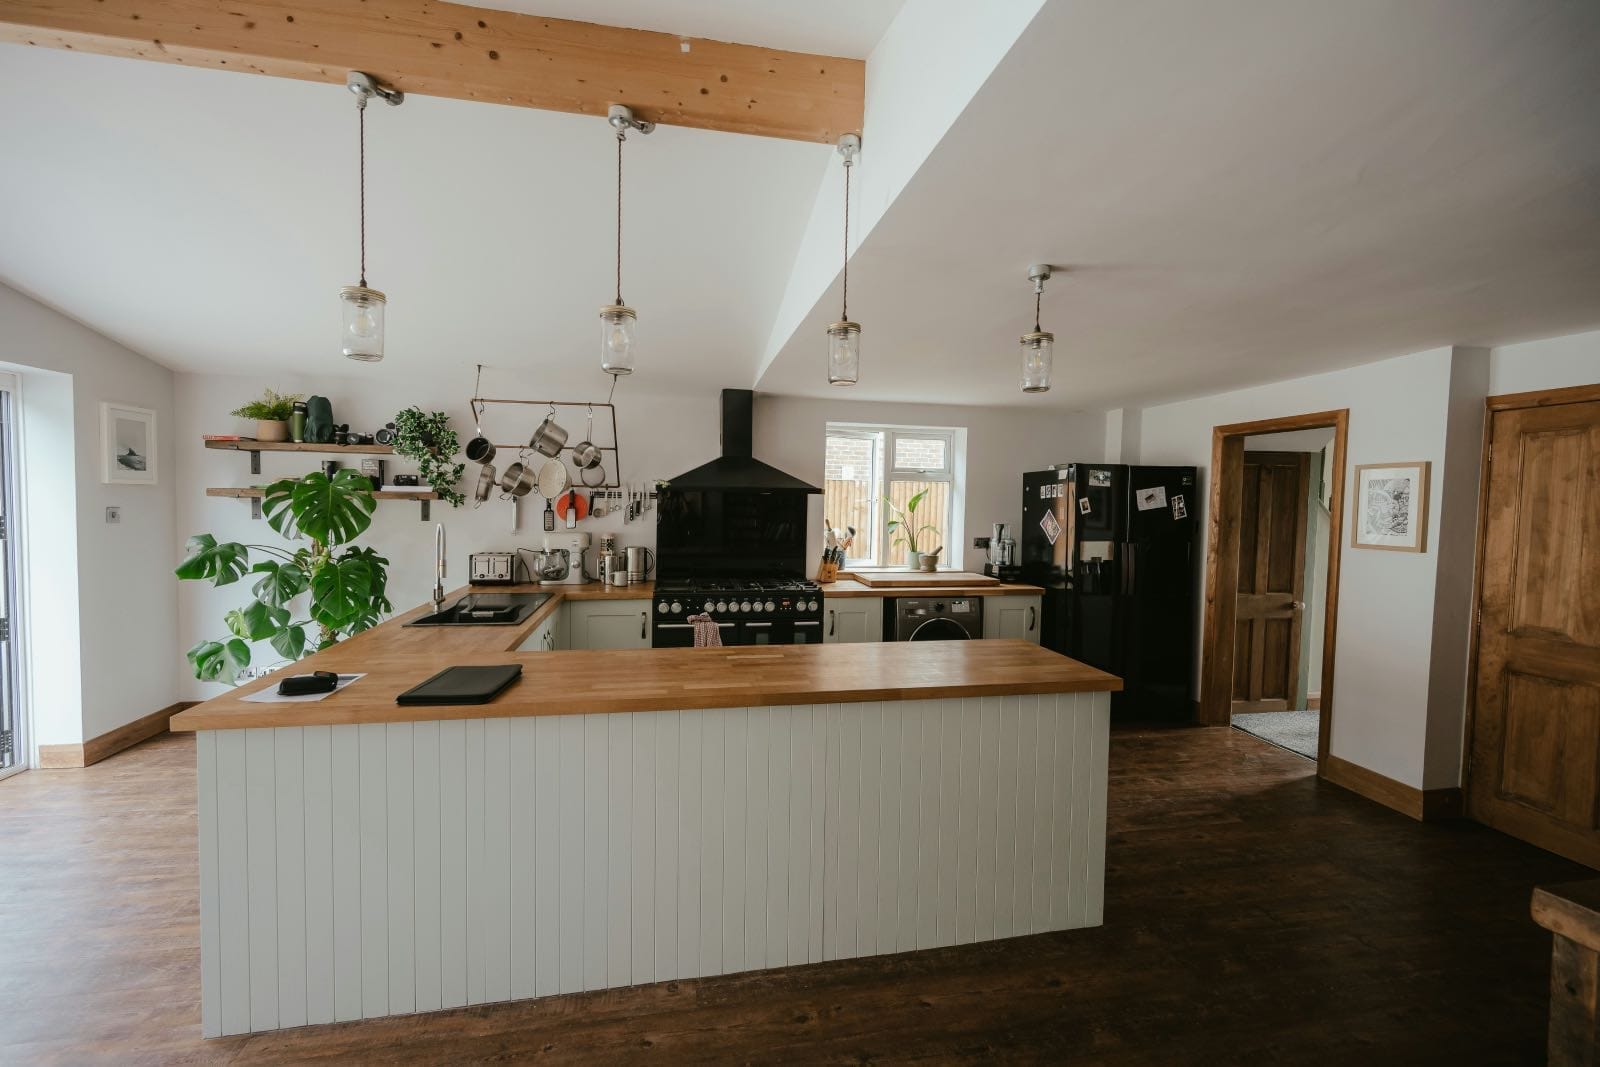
1134 346 1483 789
0 283 178 746
1488 328 1600 394
756 394 1104 574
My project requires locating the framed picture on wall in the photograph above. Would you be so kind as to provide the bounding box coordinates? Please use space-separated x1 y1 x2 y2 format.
1350 461 1429 552
101 402 157 485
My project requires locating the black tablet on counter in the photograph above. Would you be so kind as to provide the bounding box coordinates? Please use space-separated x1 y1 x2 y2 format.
395 664 522 706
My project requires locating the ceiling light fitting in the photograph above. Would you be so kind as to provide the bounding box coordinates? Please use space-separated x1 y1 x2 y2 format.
340 71 402 363
1020 263 1057 393
827 132 862 386
601 105 652 377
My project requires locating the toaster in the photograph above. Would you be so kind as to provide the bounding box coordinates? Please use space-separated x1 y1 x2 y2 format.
468 551 518 585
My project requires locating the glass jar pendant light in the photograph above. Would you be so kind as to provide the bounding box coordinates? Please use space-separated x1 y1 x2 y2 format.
827 133 863 385
1020 263 1057 393
340 72 403 363
601 105 654 376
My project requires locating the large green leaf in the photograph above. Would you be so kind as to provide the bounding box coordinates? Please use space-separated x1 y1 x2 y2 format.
311 555 373 630
269 623 308 661
175 535 250 586
225 600 290 641
263 470 376 546
342 546 391 625
187 638 252 685
251 560 308 607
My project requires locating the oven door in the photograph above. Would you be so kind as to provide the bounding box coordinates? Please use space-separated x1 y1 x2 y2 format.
653 620 738 648
744 618 824 645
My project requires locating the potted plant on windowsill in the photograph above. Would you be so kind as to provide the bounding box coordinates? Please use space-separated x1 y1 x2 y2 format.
885 489 942 571
230 388 303 443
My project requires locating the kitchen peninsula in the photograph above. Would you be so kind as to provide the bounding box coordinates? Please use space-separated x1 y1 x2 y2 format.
170 584 1120 1038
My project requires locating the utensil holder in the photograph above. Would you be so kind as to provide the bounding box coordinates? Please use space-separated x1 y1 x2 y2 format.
817 561 840 583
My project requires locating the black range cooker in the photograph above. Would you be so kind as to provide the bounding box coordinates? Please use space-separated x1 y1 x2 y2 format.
651 389 824 649
652 579 825 647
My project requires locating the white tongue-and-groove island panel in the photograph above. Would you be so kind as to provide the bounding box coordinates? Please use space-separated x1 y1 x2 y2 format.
197 694 1110 1037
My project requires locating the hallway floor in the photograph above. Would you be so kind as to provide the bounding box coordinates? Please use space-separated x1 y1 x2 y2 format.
0 726 1582 1064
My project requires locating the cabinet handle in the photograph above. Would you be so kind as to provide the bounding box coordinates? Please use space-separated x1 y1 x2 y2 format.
1028 605 1037 632
828 609 836 636
640 611 647 640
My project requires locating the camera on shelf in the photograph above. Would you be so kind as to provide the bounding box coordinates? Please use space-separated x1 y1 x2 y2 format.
392 474 420 487
373 422 397 446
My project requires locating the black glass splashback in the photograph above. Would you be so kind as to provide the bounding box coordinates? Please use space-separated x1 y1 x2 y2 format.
655 488 810 580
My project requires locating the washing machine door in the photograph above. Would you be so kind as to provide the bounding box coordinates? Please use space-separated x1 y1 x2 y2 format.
909 616 972 640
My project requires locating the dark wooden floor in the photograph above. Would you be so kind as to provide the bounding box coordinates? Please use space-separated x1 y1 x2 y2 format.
0 726 1582 1064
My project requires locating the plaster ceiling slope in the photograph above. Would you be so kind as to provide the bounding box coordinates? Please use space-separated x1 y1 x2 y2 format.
0 43 829 394
476 0 905 58
758 0 1600 410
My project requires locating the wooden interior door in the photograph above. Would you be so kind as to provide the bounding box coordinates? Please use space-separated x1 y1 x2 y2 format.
1468 398 1600 867
1232 452 1310 714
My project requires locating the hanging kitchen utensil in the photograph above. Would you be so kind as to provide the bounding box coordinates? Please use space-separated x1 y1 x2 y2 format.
473 462 497 508
530 405 568 458
465 435 495 464
555 488 589 526
579 462 607 487
571 406 603 470
535 456 569 499
499 461 534 498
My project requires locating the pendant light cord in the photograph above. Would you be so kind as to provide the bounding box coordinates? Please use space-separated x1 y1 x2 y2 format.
615 130 625 306
358 100 368 288
1034 286 1042 333
841 154 852 321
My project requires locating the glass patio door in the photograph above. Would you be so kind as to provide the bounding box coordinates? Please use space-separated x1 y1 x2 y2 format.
0 378 21 780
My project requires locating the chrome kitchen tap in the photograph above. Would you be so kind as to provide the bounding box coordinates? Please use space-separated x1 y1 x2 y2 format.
432 522 446 613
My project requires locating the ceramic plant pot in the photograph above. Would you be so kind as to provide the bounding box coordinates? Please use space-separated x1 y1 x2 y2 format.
256 419 289 442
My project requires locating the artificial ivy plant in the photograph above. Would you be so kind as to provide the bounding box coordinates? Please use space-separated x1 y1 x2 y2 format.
176 469 391 684
392 406 465 507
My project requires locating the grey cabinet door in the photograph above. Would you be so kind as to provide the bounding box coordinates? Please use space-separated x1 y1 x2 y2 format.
824 598 883 643
981 596 1042 642
568 600 651 649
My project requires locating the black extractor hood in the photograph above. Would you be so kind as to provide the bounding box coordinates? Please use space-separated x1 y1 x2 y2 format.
663 389 820 493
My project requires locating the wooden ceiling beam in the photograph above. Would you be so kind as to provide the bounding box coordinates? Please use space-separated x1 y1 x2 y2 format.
0 0 864 143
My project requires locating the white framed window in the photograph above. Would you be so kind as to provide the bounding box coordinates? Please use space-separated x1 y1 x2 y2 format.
824 423 964 569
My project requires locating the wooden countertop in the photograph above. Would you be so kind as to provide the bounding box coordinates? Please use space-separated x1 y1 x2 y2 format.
169 581 1117 731
818 579 1044 598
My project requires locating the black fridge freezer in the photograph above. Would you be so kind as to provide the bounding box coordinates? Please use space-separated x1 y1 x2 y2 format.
1021 464 1198 721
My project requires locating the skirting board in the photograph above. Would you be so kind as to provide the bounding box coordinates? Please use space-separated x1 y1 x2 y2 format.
37 701 196 769
1321 754 1463 822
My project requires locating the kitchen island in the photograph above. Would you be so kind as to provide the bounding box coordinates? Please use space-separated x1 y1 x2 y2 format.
170 587 1119 1038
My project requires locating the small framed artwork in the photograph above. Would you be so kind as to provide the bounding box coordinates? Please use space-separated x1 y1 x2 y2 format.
1350 461 1429 552
101 402 157 485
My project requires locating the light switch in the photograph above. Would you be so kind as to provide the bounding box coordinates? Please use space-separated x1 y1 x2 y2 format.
105 506 121 524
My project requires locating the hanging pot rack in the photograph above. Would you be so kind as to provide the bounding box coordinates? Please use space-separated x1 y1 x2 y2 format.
467 395 625 490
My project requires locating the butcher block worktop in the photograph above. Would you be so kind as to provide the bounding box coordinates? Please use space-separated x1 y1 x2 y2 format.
818 578 1044 598
169 582 1116 731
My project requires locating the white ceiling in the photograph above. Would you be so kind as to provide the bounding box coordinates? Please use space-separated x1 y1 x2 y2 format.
0 44 831 396
758 0 1600 409
475 0 904 58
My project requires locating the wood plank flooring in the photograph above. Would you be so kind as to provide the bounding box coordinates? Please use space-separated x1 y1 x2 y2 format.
0 726 1583 1064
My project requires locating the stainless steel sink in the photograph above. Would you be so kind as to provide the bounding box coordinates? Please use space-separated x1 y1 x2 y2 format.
404 592 551 627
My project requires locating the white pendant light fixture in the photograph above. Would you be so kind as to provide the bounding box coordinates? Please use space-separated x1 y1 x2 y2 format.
340 72 403 363
827 133 862 385
601 105 654 376
1020 263 1057 393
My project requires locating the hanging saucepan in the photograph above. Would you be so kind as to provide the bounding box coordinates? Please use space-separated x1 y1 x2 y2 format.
530 406 568 458
465 436 496 464
571 407 603 470
473 463 497 508
499 460 535 498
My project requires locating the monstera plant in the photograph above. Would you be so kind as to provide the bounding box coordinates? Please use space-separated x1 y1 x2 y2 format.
177 469 391 684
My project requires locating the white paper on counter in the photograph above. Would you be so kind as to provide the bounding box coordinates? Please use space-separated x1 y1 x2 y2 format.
241 674 366 703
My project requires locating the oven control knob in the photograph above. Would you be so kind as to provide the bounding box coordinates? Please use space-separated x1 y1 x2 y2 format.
740 600 753 613
807 599 819 612
749 601 762 613
764 600 776 612
704 600 715 613
657 602 669 614
670 602 683 614
716 601 729 613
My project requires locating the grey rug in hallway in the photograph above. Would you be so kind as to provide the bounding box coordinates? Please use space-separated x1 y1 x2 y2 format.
1232 708 1319 759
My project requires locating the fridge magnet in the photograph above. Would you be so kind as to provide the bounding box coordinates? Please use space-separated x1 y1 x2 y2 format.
1089 469 1112 487
1039 508 1061 545
1171 494 1187 520
1351 461 1430 552
1134 485 1167 511
1077 496 1091 515
101 402 157 485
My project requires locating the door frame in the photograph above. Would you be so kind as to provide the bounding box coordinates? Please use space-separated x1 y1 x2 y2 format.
1199 409 1349 768
1461 381 1600 810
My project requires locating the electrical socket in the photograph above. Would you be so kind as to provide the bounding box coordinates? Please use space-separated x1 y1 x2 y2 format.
105 506 122 524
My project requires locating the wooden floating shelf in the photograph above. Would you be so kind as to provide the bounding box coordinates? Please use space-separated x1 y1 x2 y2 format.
206 486 439 521
205 439 396 455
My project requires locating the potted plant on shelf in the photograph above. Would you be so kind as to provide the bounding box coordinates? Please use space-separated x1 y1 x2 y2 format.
391 407 465 507
176 469 391 683
230 388 303 443
885 489 942 570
